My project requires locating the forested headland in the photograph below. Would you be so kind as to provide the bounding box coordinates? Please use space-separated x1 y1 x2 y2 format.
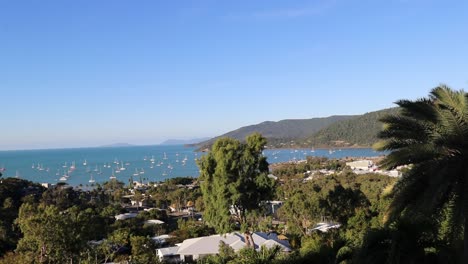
194 108 399 150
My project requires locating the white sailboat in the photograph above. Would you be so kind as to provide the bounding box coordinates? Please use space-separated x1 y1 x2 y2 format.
133 168 139 176
120 161 126 171
83 159 87 166
139 168 144 175
59 170 68 181
89 173 95 183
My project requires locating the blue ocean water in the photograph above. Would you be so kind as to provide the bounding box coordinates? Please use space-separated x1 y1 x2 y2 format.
0 145 383 186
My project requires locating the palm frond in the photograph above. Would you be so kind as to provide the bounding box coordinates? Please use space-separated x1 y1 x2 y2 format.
380 85 468 229
396 99 438 122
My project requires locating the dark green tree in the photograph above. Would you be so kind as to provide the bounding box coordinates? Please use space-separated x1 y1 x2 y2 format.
15 203 103 263
198 133 275 233
129 235 159 264
374 85 468 262
319 184 370 226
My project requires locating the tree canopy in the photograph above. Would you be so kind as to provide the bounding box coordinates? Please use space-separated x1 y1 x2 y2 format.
198 133 275 233
375 85 468 262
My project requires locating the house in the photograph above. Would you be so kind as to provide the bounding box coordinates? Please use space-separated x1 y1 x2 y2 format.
267 174 278 180
346 160 373 171
157 246 180 263
264 201 284 216
309 222 341 233
145 219 165 225
130 200 144 207
114 212 138 220
152 234 172 245
158 232 291 262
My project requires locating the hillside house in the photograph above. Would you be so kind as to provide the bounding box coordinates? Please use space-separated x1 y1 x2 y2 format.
157 232 291 262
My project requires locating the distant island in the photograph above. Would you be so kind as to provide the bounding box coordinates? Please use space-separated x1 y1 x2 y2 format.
99 143 135 148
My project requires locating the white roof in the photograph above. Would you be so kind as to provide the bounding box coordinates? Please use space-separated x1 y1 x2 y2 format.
310 222 341 232
152 234 172 245
158 246 180 256
153 234 172 240
346 160 372 168
145 219 165 225
177 233 242 255
176 232 291 256
114 213 138 220
260 239 292 252
267 174 278 180
266 200 284 205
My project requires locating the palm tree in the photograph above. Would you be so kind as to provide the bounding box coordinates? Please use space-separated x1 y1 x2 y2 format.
374 85 468 262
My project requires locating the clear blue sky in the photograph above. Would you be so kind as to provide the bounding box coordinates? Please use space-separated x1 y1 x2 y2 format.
1 0 467 150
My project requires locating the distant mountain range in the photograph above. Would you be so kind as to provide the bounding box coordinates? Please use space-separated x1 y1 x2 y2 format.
160 137 211 145
100 143 135 148
193 108 399 150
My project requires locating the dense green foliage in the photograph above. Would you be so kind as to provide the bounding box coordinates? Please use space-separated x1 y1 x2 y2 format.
0 177 202 263
301 108 400 148
198 133 275 233
374 85 468 263
0 178 44 255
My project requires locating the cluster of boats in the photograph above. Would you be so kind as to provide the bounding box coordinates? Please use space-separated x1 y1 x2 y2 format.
265 148 343 162
26 152 197 184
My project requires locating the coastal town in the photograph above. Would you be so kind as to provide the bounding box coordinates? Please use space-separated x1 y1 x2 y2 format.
2 1 467 263
0 145 404 263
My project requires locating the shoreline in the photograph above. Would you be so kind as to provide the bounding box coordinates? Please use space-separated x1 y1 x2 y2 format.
264 146 374 150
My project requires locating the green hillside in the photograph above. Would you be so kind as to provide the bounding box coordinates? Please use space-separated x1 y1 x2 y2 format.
194 115 356 150
300 108 400 148
194 108 399 150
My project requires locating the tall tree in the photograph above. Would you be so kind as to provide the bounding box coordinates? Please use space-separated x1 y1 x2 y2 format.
198 133 275 233
374 85 468 262
15 203 105 263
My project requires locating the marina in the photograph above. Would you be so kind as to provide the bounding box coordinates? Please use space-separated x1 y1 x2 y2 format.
0 145 383 186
